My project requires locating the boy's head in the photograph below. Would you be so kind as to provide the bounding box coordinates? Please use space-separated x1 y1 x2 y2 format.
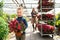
17 6 23 17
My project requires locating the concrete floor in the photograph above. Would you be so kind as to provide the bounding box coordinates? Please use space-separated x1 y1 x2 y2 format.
9 21 54 40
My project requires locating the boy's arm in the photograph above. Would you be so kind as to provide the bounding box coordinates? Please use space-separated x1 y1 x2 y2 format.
23 19 28 28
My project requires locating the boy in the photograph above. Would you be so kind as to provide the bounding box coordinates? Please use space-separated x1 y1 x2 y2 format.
16 6 28 40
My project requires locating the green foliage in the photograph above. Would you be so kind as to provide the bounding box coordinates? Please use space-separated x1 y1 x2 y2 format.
47 20 54 26
2 12 10 22
0 11 10 22
10 14 17 20
0 17 9 40
55 12 60 28
0 0 4 18
55 20 60 28
0 9 3 17
0 0 3 8
55 12 60 20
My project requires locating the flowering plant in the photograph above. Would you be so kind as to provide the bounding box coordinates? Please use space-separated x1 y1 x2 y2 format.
42 14 54 20
36 23 54 34
46 14 54 20
9 19 26 36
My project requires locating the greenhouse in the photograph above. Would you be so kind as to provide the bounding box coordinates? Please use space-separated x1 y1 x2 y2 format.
0 0 60 40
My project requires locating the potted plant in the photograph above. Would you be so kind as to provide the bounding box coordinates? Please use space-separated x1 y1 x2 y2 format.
9 19 26 37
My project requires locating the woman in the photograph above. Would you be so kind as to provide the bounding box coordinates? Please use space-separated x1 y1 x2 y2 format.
31 8 38 32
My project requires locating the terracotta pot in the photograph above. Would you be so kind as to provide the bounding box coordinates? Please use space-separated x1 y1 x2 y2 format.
15 31 22 37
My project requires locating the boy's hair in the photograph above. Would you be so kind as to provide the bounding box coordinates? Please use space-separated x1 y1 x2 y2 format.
17 6 23 10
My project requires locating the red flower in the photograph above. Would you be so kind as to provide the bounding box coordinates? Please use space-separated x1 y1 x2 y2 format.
42 1 49 6
46 14 54 20
36 23 54 33
17 23 22 30
9 19 26 32
9 20 14 32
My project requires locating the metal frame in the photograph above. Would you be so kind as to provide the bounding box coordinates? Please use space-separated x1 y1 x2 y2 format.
39 0 55 38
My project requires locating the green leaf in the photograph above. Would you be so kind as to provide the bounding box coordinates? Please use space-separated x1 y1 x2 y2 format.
0 17 9 40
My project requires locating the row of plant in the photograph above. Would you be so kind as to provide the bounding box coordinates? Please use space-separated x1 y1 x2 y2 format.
37 14 54 20
36 12 60 34
36 23 54 34
37 0 54 12
37 13 60 27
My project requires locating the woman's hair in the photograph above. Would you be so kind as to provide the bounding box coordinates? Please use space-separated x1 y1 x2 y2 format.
32 8 35 12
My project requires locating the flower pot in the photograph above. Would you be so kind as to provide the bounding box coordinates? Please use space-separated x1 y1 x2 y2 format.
15 31 22 37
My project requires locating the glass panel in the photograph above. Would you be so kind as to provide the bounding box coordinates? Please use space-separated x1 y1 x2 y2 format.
24 0 38 3
4 0 38 3
4 0 13 3
55 0 60 3
31 4 38 8
55 3 60 8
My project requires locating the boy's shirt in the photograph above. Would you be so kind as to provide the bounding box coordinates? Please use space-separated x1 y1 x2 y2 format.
16 17 28 28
